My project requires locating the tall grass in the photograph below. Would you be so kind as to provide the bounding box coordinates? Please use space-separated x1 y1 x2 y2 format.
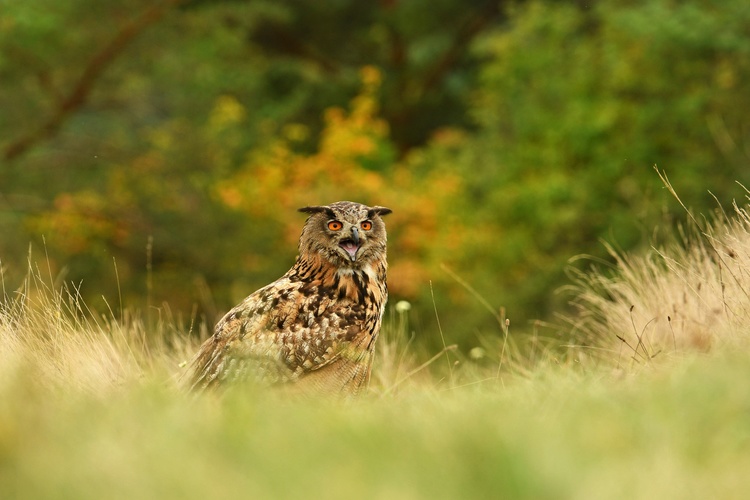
567 197 750 368
0 261 198 395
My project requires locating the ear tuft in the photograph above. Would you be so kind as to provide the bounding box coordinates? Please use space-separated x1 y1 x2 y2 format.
367 206 392 218
298 206 327 214
299 205 338 219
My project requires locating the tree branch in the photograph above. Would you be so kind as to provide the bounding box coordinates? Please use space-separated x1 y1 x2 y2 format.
3 0 185 163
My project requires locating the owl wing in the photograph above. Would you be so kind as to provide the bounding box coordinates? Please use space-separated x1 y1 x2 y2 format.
186 278 370 393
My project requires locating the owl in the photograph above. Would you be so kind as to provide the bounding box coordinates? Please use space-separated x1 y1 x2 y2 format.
186 201 392 396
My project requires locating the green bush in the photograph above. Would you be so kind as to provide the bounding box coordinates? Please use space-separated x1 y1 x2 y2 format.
427 0 750 335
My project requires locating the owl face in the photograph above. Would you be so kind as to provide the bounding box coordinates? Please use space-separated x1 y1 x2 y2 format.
298 201 391 268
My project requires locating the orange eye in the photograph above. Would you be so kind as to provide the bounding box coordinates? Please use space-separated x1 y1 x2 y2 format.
327 220 343 231
360 221 372 231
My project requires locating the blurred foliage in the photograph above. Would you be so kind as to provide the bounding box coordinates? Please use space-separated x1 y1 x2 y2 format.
1 0 749 348
446 0 750 328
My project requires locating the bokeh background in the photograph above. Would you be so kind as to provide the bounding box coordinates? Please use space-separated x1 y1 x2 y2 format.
2 0 749 348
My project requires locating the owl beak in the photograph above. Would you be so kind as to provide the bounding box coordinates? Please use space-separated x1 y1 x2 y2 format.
339 227 361 261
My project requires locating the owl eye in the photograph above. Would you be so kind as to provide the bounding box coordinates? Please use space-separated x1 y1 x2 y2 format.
360 221 373 231
327 220 343 231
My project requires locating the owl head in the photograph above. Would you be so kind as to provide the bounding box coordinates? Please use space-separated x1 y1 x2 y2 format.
298 201 392 269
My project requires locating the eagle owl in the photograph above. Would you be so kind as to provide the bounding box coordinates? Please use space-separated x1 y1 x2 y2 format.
187 201 392 396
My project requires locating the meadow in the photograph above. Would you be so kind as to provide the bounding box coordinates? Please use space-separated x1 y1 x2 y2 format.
2 193 750 499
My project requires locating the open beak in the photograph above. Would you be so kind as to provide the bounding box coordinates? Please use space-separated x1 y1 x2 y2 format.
339 227 361 261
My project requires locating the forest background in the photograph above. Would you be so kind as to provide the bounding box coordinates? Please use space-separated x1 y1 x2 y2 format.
2 0 749 349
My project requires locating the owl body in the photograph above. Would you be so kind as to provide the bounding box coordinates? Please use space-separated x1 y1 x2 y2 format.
187 201 391 396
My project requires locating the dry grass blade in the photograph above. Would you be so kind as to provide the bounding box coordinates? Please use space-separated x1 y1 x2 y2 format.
568 175 750 365
0 263 197 395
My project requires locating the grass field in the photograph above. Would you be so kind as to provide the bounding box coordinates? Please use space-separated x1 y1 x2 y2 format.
2 349 750 500
2 194 750 499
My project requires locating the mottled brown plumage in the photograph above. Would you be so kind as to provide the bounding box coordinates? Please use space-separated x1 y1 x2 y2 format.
187 201 392 396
